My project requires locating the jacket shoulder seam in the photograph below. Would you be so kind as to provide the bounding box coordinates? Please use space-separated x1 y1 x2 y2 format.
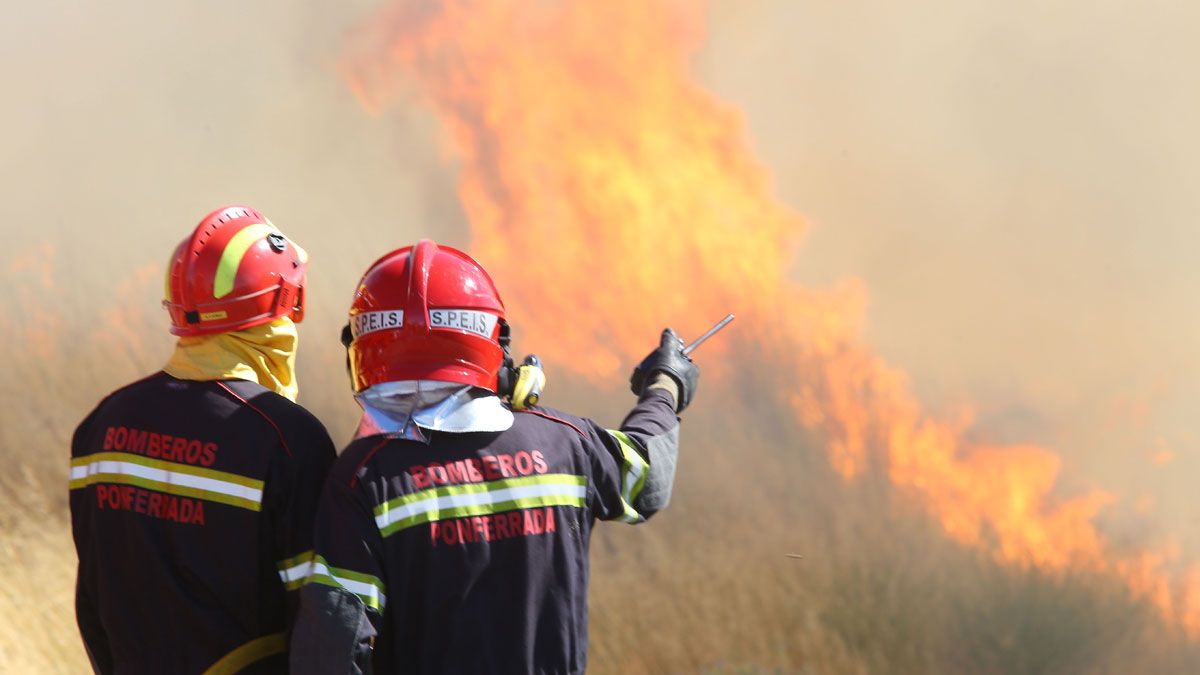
215 380 294 458
349 437 392 488
514 408 587 439
93 370 168 410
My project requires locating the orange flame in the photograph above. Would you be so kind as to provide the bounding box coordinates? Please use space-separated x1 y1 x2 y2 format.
344 0 1200 632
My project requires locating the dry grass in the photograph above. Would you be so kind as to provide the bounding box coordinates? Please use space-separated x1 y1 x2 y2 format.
2 302 1199 674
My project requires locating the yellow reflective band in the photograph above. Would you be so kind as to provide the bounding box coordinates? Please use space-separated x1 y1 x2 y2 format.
277 550 315 591
202 633 286 675
69 452 264 512
304 555 387 611
372 474 587 538
213 223 276 299
608 430 648 524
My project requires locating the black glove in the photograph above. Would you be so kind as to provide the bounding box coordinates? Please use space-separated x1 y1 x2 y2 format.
629 328 699 412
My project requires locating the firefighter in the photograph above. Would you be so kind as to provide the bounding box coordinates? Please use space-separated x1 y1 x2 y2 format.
69 205 336 674
290 240 698 674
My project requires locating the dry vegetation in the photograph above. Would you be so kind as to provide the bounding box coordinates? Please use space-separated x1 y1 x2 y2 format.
587 391 1200 674
5 0 1200 672
2 273 1198 674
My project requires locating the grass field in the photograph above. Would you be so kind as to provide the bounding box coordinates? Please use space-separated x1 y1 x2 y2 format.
2 318 1197 673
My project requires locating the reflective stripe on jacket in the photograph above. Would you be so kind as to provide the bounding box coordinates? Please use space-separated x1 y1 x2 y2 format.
70 372 335 674
291 387 680 675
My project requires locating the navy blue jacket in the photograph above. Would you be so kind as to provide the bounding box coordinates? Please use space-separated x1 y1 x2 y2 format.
70 372 335 674
290 388 680 675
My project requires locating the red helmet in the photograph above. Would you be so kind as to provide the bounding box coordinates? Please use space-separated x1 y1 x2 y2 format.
347 240 506 393
163 205 307 336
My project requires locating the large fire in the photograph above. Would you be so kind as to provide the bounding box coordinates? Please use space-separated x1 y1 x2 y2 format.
344 0 1200 633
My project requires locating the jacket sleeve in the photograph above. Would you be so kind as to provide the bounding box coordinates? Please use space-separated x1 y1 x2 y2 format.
290 468 386 675
267 416 337 625
583 387 681 524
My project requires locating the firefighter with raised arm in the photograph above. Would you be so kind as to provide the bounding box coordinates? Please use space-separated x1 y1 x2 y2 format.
69 206 336 674
290 240 698 674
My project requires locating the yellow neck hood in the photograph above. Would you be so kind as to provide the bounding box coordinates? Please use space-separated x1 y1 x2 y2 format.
164 317 299 401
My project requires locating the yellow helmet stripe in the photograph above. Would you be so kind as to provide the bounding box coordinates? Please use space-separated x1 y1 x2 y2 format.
213 223 278 299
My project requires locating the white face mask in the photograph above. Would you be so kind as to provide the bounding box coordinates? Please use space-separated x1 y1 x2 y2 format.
354 380 515 443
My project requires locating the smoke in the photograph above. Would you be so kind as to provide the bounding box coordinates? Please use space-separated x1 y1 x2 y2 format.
699 0 1200 544
4 0 1200 670
0 0 479 445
